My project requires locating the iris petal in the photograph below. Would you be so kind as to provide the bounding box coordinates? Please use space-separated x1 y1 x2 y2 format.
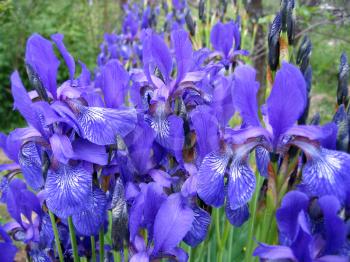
45 162 92 218
197 151 230 207
227 159 256 210
225 202 249 227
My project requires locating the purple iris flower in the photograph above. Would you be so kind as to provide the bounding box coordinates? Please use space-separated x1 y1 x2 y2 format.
210 20 249 67
254 191 348 261
197 62 350 226
0 224 17 262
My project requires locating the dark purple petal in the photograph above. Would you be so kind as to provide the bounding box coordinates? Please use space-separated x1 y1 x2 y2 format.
232 65 260 127
0 242 17 262
190 105 219 162
183 205 211 247
129 193 144 241
276 191 309 243
227 159 256 210
51 33 75 82
45 162 92 218
171 29 193 83
72 187 107 236
225 202 249 227
253 243 296 260
49 134 74 164
69 102 137 145
153 193 194 253
18 141 44 191
266 62 307 144
25 33 59 99
71 139 108 165
100 59 129 108
197 151 230 207
295 142 350 203
318 195 346 254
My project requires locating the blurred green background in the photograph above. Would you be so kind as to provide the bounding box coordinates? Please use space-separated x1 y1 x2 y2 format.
0 0 349 132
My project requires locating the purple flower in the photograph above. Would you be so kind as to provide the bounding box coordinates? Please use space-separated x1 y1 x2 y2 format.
254 191 348 261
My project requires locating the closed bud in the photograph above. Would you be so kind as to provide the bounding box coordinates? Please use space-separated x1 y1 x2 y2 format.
185 10 196 36
337 52 349 106
280 0 295 44
199 0 206 22
26 63 49 101
268 14 282 71
296 35 312 73
309 112 321 125
332 104 349 152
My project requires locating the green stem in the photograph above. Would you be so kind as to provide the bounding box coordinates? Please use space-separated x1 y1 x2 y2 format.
99 227 105 262
91 236 96 262
215 208 222 248
68 216 80 262
48 210 64 262
228 226 234 261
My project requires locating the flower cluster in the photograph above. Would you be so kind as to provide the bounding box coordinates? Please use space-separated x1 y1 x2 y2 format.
1 0 350 261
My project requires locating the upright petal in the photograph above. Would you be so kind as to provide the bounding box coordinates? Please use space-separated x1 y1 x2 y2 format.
171 29 193 84
72 187 107 236
232 65 260 127
197 151 231 207
210 22 234 58
153 193 194 253
49 134 74 164
99 59 129 108
45 162 92 218
266 62 306 144
227 159 256 210
25 33 59 99
190 105 219 162
51 33 75 82
68 101 137 145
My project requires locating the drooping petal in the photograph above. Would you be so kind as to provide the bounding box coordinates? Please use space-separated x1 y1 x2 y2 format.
18 141 44 191
190 105 219 162
153 193 194 253
71 139 108 165
25 33 60 99
197 151 230 207
227 159 256 210
183 205 211 247
99 59 129 108
68 101 137 145
72 187 107 236
266 62 307 144
51 33 75 82
45 162 92 218
255 146 270 177
49 134 74 164
294 141 350 203
276 191 309 244
171 29 193 84
225 202 249 227
232 65 260 127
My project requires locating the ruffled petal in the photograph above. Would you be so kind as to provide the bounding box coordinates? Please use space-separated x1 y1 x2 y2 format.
18 141 44 191
197 151 230 207
25 33 59 99
183 205 211 247
153 193 194 253
45 162 92 218
266 62 307 144
99 59 129 108
232 65 260 127
72 187 107 236
227 159 256 210
68 101 137 145
225 202 249 227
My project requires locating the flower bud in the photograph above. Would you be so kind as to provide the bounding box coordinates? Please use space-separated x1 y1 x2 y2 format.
26 63 49 101
185 10 196 36
268 14 282 71
198 0 206 22
296 35 312 73
332 104 349 152
337 52 349 106
280 0 295 44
